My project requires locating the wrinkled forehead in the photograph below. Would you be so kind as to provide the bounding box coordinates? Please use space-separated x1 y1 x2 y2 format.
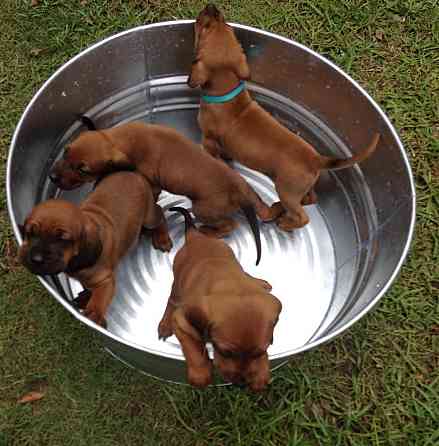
212 319 270 353
27 202 78 228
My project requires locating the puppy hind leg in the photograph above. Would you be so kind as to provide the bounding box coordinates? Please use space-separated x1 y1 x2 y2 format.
301 187 318 206
192 201 238 238
275 182 310 231
83 274 115 328
143 204 172 252
158 281 179 340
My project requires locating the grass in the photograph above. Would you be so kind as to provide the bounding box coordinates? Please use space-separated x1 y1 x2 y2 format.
1 0 438 445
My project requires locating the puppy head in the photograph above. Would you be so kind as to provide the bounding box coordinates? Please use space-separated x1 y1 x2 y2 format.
50 131 133 190
178 292 281 391
18 200 85 275
209 294 281 392
188 4 250 89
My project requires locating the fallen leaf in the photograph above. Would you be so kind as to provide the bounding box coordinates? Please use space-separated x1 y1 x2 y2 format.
31 0 39 6
375 30 384 41
30 48 44 57
431 325 439 335
18 391 45 404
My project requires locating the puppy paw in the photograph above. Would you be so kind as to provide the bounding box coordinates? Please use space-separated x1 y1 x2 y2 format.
152 231 173 252
259 279 272 291
158 319 173 340
187 364 213 388
259 202 285 222
275 213 309 231
248 375 270 393
83 307 107 328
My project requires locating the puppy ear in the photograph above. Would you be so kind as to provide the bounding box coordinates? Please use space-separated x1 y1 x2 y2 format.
188 60 210 88
232 53 250 80
67 219 102 273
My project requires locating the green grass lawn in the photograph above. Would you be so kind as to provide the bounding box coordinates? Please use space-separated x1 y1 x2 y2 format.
1 1 438 445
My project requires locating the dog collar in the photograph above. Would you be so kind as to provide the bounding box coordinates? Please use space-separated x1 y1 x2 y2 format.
201 81 245 103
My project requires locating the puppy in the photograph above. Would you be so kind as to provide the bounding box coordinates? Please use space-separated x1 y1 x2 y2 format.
50 119 279 264
19 171 169 326
189 4 380 231
158 207 282 392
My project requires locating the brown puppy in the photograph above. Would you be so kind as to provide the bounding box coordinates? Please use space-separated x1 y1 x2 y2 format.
158 207 282 392
19 172 168 326
189 4 380 231
50 120 276 264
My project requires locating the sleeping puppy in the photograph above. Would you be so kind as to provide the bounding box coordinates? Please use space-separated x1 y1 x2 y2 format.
50 119 279 264
19 171 169 326
189 4 380 231
158 207 282 392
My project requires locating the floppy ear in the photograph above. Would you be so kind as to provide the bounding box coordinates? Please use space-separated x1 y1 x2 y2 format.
67 219 102 273
173 302 212 387
232 53 250 80
188 60 210 88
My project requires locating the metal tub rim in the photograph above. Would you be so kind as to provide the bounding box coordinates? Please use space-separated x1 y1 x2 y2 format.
6 20 416 365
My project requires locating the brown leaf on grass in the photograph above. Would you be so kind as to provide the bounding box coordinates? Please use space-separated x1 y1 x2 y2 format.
375 30 384 41
31 0 39 6
30 48 44 57
431 325 439 335
18 391 45 404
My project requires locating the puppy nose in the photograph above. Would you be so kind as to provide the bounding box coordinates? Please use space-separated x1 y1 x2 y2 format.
30 252 44 264
49 171 59 183
204 4 219 17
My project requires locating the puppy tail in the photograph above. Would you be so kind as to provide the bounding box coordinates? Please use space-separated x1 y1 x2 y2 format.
76 114 97 131
241 205 262 266
169 207 196 238
320 133 380 171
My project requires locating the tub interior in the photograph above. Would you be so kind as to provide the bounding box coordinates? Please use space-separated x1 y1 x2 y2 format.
38 78 381 359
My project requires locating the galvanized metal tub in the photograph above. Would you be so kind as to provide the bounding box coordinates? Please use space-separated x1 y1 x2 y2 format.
7 21 415 383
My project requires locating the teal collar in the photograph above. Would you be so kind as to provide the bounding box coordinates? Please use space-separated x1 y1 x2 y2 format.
201 81 245 103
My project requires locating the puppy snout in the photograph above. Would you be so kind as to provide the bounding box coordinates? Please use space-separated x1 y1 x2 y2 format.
223 371 244 385
30 250 44 265
204 4 220 17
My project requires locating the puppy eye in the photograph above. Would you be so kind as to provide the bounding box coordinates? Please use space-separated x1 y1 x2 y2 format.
55 229 72 241
27 224 38 237
77 165 90 176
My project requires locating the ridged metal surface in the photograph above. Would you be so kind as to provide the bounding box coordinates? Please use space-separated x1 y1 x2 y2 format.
7 22 415 383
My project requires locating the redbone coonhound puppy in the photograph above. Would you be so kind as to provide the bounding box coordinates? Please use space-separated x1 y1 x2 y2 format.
50 119 278 263
158 207 282 392
189 4 380 231
19 172 164 326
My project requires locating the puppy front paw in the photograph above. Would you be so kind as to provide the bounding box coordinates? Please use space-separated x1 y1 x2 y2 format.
248 374 270 393
158 318 173 340
152 231 173 252
187 363 213 388
275 213 309 231
259 279 272 291
83 304 107 328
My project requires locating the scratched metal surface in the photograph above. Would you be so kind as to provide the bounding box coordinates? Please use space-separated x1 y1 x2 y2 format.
7 22 415 383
